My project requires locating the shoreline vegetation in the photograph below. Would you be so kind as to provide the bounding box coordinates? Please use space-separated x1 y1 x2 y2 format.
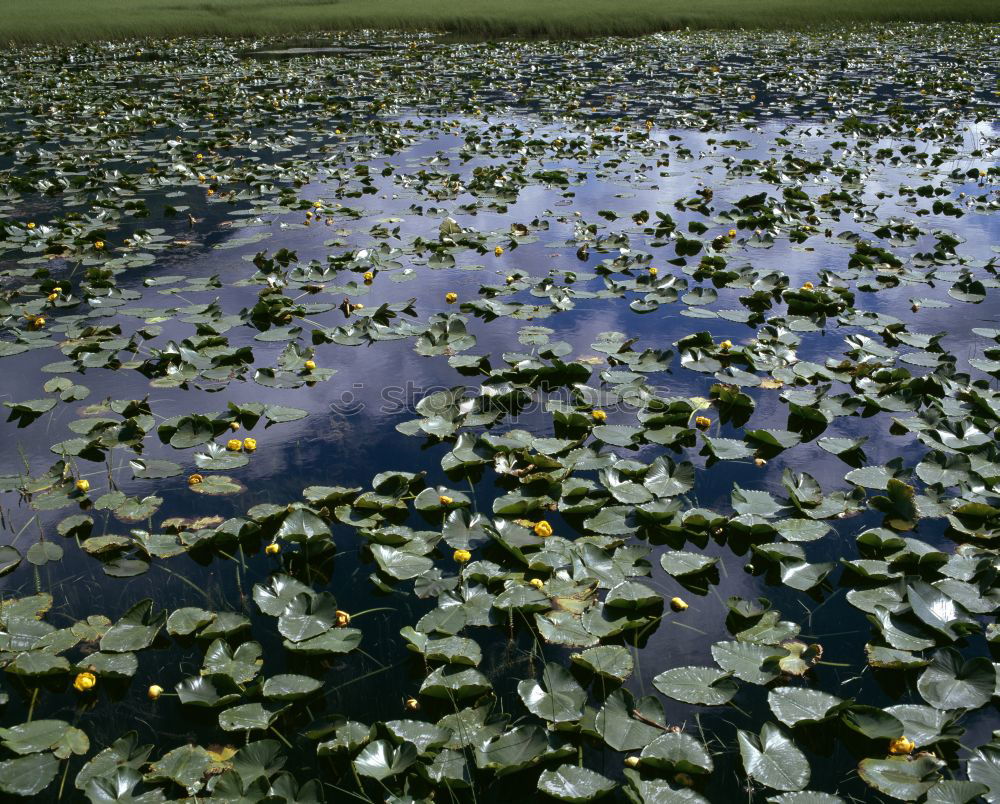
2 0 999 42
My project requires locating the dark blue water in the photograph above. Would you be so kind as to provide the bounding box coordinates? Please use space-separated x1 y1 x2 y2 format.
0 28 998 802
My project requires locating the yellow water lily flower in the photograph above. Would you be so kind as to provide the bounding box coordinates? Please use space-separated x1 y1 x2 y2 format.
728 228 737 238
591 409 607 422
888 736 916 755
624 756 640 768
453 548 472 563
148 684 163 700
445 292 458 304
695 416 711 429
73 671 97 692
439 495 454 505
533 520 553 538
243 438 257 452
719 340 732 351
506 275 515 284
802 281 815 290
31 317 46 330
363 271 373 283
670 597 689 611
196 153 204 160
75 479 90 493
649 266 658 276
94 240 104 250
304 360 316 371
529 578 544 590
26 222 36 229
755 458 767 467
52 287 62 293
226 439 242 451
405 696 420 711
229 421 240 431
188 474 204 486
334 610 351 627
265 542 281 555
47 292 58 302
494 246 504 257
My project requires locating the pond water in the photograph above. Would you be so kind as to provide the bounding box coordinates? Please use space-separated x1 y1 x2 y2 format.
0 25 998 803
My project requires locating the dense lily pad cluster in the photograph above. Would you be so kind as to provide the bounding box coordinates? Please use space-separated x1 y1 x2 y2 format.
0 23 998 803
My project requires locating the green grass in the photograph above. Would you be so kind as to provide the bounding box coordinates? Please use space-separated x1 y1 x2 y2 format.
3 0 998 42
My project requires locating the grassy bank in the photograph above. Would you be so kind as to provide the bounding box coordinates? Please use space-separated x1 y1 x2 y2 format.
2 0 999 42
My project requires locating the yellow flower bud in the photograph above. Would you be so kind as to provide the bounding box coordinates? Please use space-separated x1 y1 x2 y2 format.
148 684 164 700
494 246 504 257
94 240 104 250
405 696 420 711
624 756 640 768
802 281 814 290
529 578 544 590
242 438 257 452
73 671 97 692
27 222 36 229
695 416 711 429
670 597 689 611
445 292 458 304
363 271 374 283
728 228 737 238
304 360 316 371
438 495 454 505
47 292 58 302
75 479 90 493
265 542 281 556
31 317 46 329
649 266 658 276
188 474 204 486
719 340 732 351
755 458 767 467
591 409 607 422
334 610 351 627
533 520 553 538
888 736 916 755
229 421 240 431
453 548 472 563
